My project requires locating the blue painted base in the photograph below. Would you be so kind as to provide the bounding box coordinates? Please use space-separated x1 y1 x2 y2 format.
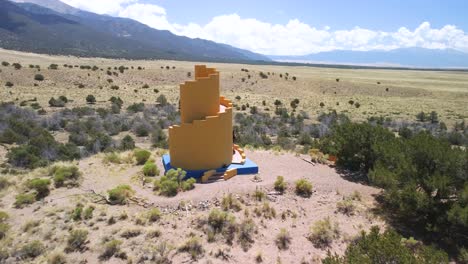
162 154 259 178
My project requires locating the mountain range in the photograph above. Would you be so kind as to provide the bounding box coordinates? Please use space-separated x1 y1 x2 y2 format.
1 0 468 68
0 0 270 62
269 48 468 68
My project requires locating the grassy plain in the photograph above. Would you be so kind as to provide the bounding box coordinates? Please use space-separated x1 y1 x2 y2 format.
1 48 467 127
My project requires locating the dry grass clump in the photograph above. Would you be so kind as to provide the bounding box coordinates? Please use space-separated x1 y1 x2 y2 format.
134 149 151 165
107 185 134 205
0 211 9 240
254 202 276 219
147 208 161 222
103 152 122 164
47 251 67 264
238 218 257 251
275 228 292 250
120 228 142 239
99 239 125 260
206 209 237 244
178 236 204 260
308 217 340 248
274 176 287 193
221 193 242 212
16 240 45 259
336 198 356 216
49 165 81 187
295 178 313 197
66 229 88 252
254 188 266 201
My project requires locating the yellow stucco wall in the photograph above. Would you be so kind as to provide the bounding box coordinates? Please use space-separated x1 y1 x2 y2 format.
168 65 233 171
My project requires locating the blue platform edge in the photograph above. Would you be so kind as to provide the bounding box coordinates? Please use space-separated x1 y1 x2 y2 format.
162 154 259 178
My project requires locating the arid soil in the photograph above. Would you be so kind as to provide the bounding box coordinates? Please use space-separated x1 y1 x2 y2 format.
0 146 385 263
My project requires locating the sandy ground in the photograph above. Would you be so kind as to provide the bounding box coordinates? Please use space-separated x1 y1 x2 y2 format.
0 148 384 263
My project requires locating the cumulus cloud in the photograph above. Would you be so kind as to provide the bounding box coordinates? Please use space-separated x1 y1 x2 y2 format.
61 0 468 55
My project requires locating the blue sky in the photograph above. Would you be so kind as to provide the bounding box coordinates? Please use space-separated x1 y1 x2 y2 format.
149 0 468 31
61 0 468 55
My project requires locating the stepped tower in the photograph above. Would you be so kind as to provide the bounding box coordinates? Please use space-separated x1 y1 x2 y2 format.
162 65 258 179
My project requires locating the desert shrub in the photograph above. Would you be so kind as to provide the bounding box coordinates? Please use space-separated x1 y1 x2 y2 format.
71 204 83 221
50 165 81 187
274 176 287 193
103 152 121 164
12 63 22 69
127 103 145 113
107 185 134 205
49 97 66 107
34 74 44 81
295 179 313 197
147 208 161 222
0 177 11 190
221 193 242 212
100 239 122 260
5 81 13 87
179 236 204 260
142 84 149 88
151 128 168 148
336 198 355 216
134 149 151 165
86 95 96 104
207 209 237 243
322 227 448 264
120 135 135 150
121 228 141 238
83 206 94 220
143 161 159 176
153 168 190 197
135 124 150 137
254 202 276 219
0 212 8 222
18 240 44 259
66 229 88 252
0 222 9 240
181 178 196 191
1 61 9 66
27 178 51 199
49 64 58 70
156 94 168 106
14 193 36 208
47 252 67 264
254 188 265 201
238 218 256 251
308 217 340 248
275 228 292 250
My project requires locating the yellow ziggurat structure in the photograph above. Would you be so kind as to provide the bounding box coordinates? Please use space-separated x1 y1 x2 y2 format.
162 65 258 180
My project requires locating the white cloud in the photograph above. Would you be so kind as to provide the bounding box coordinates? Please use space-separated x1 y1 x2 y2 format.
60 0 468 55
61 0 137 15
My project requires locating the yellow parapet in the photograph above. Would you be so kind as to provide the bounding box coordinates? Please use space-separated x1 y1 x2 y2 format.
168 65 233 171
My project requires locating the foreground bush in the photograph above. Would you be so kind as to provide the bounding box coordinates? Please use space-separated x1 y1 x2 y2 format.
153 168 194 197
18 240 44 259
179 236 204 260
50 165 81 187
308 217 340 248
274 176 287 193
321 122 468 254
27 178 51 199
295 179 313 197
323 227 448 264
107 185 134 205
143 161 159 176
134 149 151 165
14 193 36 208
120 135 135 150
66 229 88 252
